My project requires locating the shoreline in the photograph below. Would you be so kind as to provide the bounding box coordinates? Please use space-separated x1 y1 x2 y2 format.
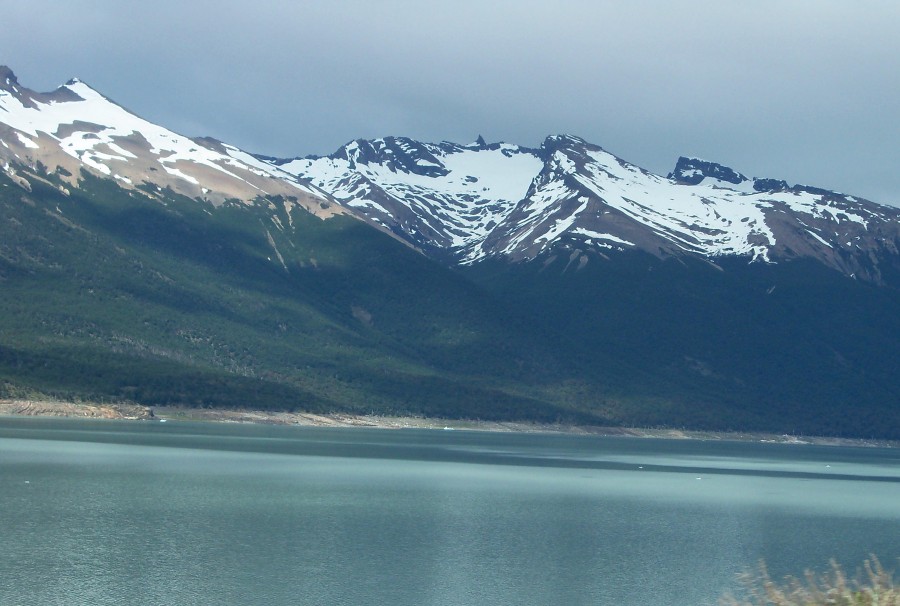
1 398 896 448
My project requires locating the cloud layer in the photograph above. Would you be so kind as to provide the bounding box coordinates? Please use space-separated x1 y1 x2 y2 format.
6 0 900 205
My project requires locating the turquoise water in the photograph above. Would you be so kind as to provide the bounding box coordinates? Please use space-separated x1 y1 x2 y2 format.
1 417 898 605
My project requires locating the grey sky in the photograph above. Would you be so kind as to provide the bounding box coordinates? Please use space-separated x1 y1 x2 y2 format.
4 0 900 205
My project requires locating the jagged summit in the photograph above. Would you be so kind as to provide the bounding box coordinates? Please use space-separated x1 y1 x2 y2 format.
327 136 451 178
669 156 748 186
669 156 795 193
541 133 592 150
0 65 18 88
0 66 85 94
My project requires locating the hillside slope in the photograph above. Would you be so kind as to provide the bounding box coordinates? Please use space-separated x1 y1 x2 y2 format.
1 67 899 438
0 167 616 422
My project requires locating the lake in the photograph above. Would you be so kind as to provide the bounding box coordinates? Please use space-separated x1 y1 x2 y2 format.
1 417 898 605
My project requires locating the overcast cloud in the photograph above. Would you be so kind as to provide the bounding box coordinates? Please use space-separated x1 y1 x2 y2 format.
4 0 899 205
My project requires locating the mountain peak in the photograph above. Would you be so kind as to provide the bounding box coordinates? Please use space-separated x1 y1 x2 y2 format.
58 76 103 99
0 65 18 89
669 156 748 186
669 157 792 193
544 134 588 146
0 66 336 214
329 136 451 177
539 134 597 158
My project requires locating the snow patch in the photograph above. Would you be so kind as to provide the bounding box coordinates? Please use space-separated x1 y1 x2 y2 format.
163 166 200 185
806 229 833 248
572 228 634 246
15 132 39 149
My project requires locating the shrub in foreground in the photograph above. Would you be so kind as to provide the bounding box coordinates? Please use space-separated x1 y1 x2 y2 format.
720 556 898 606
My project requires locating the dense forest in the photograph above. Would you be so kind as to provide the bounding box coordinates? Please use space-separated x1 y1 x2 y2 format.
1 167 898 438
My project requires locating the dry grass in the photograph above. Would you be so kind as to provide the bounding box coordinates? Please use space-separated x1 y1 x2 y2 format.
720 556 899 606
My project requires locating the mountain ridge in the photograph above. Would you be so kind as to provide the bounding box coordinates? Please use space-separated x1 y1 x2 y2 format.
271 132 900 282
0 67 340 218
3 66 899 282
1 66 899 438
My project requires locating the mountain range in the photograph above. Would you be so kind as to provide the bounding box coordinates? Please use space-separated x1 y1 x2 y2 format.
1 66 898 438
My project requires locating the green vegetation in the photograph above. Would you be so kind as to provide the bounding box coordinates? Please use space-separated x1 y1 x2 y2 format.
2 167 899 437
720 556 898 606
465 249 900 438
0 168 608 422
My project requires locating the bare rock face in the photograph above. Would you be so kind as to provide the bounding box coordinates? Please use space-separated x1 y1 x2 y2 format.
668 156 749 186
0 66 18 88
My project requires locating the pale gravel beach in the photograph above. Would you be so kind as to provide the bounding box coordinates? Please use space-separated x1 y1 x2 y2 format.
1 398 896 448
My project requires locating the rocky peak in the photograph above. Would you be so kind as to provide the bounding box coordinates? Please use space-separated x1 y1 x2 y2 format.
0 66 43 108
670 157 794 193
0 66 18 90
541 134 590 153
330 137 449 177
752 177 789 192
669 156 748 186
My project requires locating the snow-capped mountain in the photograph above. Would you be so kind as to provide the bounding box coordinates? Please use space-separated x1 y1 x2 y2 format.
480 136 900 276
2 66 900 438
273 134 900 281
0 66 338 217
271 136 544 260
2 66 898 282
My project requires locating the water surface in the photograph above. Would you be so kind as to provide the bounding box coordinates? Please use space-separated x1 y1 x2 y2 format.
1 417 898 605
